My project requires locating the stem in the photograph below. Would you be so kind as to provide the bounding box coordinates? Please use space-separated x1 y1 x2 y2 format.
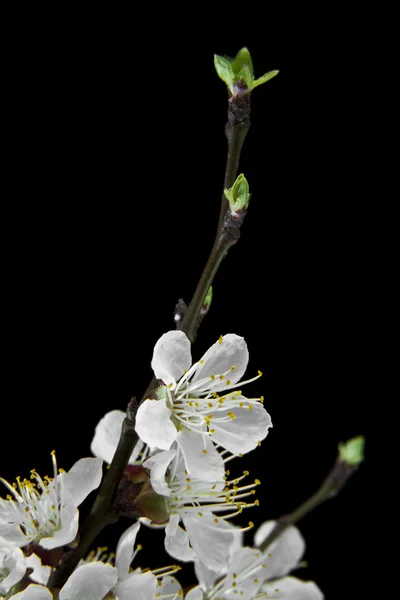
258 459 359 552
48 401 138 588
181 95 251 343
49 91 251 592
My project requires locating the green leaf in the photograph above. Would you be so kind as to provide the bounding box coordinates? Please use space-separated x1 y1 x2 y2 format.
252 70 280 90
231 47 254 87
214 54 234 91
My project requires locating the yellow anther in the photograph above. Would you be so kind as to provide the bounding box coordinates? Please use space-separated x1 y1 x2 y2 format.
255 478 261 485
249 521 254 528
218 335 223 344
231 365 237 371
198 512 203 516
243 470 249 475
210 374 215 380
226 380 231 385
208 402 213 407
258 440 262 446
199 359 204 365
202 450 208 455
228 411 236 420
255 499 260 506
258 370 263 376
233 573 237 579
260 396 264 402
219 374 225 380
167 383 173 389
240 402 244 407
214 517 219 523
248 404 253 410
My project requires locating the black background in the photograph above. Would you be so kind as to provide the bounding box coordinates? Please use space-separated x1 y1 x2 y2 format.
1 7 383 599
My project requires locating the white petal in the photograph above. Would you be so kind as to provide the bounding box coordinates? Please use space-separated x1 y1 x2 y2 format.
115 571 157 600
61 457 103 507
135 398 177 450
222 547 267 599
176 428 225 481
115 521 141 579
182 512 234 573
261 576 324 599
158 575 183 595
39 504 78 549
186 586 205 600
0 536 26 594
0 519 27 547
165 514 197 562
144 449 177 496
211 403 272 454
151 330 192 386
192 334 249 391
254 521 305 579
59 562 118 600
25 553 51 585
194 561 220 592
91 410 144 464
11 585 53 600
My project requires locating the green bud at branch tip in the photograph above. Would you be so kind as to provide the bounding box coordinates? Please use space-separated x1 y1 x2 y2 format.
338 435 365 466
214 47 279 95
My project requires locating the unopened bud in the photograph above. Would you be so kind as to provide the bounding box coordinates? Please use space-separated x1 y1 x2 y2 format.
338 435 365 466
225 174 250 216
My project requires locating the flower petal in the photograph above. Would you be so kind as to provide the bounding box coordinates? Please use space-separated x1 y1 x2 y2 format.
39 504 78 549
135 398 177 450
222 547 267 599
11 584 53 600
25 553 51 585
0 536 26 594
165 514 197 563
115 571 157 600
176 428 225 481
182 512 235 573
91 410 144 464
192 334 249 391
211 403 272 455
254 520 305 579
144 449 177 496
115 521 141 579
185 586 205 600
261 576 324 599
59 562 118 600
151 331 192 386
61 457 103 508
158 575 183 595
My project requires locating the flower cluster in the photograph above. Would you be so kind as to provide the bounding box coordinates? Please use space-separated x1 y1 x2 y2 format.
1 331 323 598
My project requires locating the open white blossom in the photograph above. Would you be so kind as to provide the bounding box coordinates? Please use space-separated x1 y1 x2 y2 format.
186 520 324 600
0 453 103 550
135 331 272 480
143 445 260 573
0 536 26 595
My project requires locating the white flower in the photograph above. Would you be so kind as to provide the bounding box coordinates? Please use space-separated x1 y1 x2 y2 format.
0 453 103 550
135 331 272 480
0 536 26 595
143 446 259 573
186 520 324 600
